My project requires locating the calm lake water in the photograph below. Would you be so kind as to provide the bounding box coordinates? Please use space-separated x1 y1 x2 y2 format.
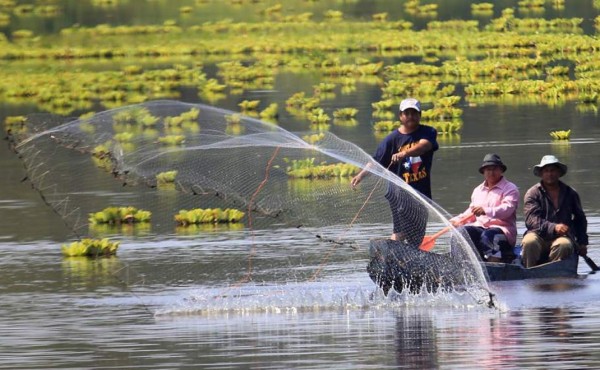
3 1 600 368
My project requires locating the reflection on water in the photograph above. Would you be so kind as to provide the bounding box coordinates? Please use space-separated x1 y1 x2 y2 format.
2 236 600 368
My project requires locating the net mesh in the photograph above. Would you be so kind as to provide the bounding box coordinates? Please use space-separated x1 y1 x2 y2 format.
11 100 493 308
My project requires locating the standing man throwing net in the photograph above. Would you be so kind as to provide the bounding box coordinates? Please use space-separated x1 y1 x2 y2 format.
351 98 438 243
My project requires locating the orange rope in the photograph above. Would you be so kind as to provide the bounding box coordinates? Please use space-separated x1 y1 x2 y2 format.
223 146 281 292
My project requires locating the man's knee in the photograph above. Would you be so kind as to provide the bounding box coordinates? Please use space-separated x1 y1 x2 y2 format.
521 233 541 252
521 233 543 267
550 237 574 260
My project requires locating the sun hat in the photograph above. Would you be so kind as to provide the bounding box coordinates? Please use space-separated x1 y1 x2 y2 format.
479 153 507 174
533 155 567 177
399 98 421 112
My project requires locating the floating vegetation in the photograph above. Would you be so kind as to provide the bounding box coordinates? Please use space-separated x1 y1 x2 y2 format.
174 208 245 225
156 170 178 184
471 3 494 12
428 120 463 134
259 103 278 120
371 99 396 111
89 206 152 225
1 1 600 146
302 132 325 144
164 107 200 127
550 129 571 140
175 223 244 235
238 99 260 111
308 108 331 125
333 118 358 127
225 113 242 125
4 115 26 127
373 120 400 132
284 158 360 179
113 107 159 126
91 143 113 171
333 107 358 119
158 134 185 145
61 238 119 257
114 132 134 143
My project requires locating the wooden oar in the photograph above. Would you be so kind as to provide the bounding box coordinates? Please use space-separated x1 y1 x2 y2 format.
419 213 475 251
568 232 599 272
582 255 600 272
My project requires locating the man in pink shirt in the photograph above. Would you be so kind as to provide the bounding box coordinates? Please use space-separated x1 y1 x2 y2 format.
450 153 520 263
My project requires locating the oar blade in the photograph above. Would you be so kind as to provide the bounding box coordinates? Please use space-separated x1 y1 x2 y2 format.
419 236 436 251
583 255 600 272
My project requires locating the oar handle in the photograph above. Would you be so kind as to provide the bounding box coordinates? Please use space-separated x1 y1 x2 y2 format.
418 212 475 251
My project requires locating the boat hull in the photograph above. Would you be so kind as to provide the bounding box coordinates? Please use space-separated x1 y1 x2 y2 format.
484 254 578 281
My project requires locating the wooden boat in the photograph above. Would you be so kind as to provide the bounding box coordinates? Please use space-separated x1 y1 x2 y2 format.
484 254 578 281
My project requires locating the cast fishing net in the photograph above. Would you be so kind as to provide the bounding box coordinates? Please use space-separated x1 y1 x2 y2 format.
10 100 494 310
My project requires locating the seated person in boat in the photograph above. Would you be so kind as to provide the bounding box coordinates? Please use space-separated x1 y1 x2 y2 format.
521 155 588 268
450 153 519 263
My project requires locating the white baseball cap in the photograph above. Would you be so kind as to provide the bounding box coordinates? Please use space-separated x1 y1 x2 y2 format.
399 98 421 112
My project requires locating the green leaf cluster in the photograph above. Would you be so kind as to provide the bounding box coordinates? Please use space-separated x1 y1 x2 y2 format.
156 170 178 184
284 158 360 179
89 206 152 225
175 208 245 225
550 129 571 140
61 238 119 257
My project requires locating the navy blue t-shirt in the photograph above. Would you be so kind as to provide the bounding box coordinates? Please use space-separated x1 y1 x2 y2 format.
373 125 438 199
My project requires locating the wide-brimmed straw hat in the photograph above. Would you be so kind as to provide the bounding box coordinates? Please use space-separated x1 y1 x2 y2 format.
479 153 507 174
533 155 567 177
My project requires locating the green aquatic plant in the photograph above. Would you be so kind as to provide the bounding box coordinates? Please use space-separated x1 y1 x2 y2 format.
324 10 343 20
371 99 396 111
284 157 360 179
156 170 178 184
333 118 358 127
373 120 400 132
113 107 159 126
174 208 245 225
238 99 260 111
91 143 114 171
302 132 325 144
427 20 478 32
61 238 120 257
259 103 278 120
333 107 358 119
427 120 463 134
313 82 336 94
13 4 34 15
308 108 331 124
89 206 152 225
372 12 388 22
158 134 185 145
550 129 571 140
164 107 200 127
114 132 134 143
0 12 10 27
203 78 226 93
4 115 26 126
471 3 494 11
12 29 34 39
225 113 241 124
